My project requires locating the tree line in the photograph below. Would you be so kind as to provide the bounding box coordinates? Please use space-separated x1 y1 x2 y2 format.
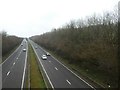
30 11 118 87
1 31 23 57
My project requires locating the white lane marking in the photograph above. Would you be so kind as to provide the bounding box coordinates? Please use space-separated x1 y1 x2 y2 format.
30 40 54 89
55 67 58 70
49 61 51 63
13 62 15 65
36 42 95 89
16 50 22 60
66 80 71 85
51 55 96 89
7 71 10 76
21 41 28 89
1 41 23 65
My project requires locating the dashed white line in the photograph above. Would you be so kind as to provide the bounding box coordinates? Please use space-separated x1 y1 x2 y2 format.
13 62 15 65
1 41 23 65
66 80 71 85
7 71 10 76
55 67 58 70
16 50 23 60
51 54 95 89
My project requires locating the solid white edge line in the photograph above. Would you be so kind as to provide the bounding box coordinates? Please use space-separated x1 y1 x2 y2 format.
21 41 28 89
1 40 24 65
51 55 96 89
34 41 95 90
66 80 71 85
7 71 10 76
30 41 54 89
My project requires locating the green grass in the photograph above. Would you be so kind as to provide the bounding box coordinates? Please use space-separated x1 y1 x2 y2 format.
28 44 46 88
42 47 118 88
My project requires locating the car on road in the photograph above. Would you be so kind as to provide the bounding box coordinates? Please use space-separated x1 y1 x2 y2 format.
46 52 50 56
35 46 37 49
23 49 26 52
21 44 23 46
41 55 47 60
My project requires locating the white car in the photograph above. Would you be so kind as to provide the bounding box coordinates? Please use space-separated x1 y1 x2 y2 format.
41 55 47 60
23 49 26 52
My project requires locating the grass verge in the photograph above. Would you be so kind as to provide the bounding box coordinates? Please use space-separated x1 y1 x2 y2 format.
28 44 46 88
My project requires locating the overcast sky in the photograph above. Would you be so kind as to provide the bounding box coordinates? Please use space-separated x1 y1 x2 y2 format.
0 0 119 37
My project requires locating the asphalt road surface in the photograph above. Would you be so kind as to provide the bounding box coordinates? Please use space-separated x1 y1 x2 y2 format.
30 40 95 89
2 38 95 89
2 39 28 88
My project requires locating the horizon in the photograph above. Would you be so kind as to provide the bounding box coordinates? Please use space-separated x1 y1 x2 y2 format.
0 0 119 38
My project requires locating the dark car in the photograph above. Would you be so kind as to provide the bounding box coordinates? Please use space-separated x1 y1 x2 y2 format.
46 52 50 56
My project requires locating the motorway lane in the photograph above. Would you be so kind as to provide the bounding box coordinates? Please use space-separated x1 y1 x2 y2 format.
2 39 28 88
2 43 23 81
30 40 94 89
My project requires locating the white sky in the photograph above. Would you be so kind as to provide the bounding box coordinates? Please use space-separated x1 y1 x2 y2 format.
0 0 119 37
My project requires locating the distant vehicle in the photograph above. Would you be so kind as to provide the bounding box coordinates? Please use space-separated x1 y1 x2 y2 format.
23 49 26 52
46 52 50 56
35 46 37 49
21 44 23 46
41 55 47 60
